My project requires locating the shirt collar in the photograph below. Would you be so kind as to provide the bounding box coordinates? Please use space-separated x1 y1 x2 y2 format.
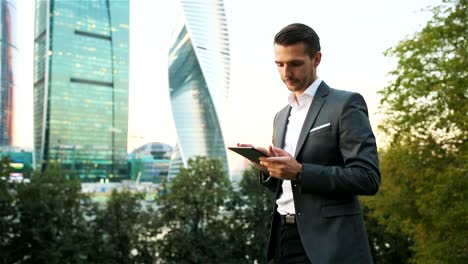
287 78 322 108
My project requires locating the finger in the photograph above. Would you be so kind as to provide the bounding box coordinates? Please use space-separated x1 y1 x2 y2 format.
262 156 287 163
271 146 290 156
268 146 277 157
267 166 278 176
268 168 284 179
256 146 269 155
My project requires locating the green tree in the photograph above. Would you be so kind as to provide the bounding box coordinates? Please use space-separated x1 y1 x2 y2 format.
0 156 18 264
229 166 275 263
0 155 12 177
372 0 467 263
379 0 467 149
88 190 158 264
7 164 94 264
361 202 414 263
0 160 162 263
155 156 239 263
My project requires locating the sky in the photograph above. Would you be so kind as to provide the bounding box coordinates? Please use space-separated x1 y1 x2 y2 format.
13 0 441 171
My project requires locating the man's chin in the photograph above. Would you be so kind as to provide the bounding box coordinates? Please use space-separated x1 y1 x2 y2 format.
287 85 302 92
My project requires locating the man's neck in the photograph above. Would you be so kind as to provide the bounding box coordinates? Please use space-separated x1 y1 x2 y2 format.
293 77 317 100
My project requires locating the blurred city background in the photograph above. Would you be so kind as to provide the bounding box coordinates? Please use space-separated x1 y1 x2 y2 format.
1 0 465 263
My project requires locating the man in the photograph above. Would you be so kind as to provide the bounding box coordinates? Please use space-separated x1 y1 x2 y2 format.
239 23 380 263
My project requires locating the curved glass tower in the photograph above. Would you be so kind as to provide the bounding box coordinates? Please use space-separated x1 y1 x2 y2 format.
33 0 129 181
0 0 17 146
168 0 230 178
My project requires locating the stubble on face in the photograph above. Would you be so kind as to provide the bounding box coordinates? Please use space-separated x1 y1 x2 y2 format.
283 76 302 92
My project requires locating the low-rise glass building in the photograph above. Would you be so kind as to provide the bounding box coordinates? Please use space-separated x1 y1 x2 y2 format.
129 142 172 184
0 146 33 178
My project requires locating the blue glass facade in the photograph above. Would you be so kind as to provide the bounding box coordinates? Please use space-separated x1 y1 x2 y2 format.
33 0 129 181
129 142 172 184
168 0 230 178
0 0 17 146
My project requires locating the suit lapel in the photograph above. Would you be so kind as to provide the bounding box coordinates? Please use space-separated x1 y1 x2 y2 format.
294 82 329 157
274 106 291 148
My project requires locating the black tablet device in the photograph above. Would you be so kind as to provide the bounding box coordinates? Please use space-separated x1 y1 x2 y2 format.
228 146 269 164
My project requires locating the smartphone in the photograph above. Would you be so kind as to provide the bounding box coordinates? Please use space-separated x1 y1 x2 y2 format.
228 146 269 164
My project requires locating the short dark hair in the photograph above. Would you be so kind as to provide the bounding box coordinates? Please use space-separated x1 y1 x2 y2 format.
274 23 321 58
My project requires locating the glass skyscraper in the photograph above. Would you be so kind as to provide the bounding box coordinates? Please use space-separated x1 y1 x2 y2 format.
33 0 129 181
0 0 17 146
168 0 230 178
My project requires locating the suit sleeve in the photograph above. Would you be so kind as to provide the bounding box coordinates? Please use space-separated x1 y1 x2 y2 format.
258 112 280 193
259 171 278 193
299 93 381 195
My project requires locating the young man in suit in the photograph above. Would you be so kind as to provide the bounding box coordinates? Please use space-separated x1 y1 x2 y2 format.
240 23 381 263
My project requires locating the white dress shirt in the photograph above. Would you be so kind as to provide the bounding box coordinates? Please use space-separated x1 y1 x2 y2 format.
276 78 322 215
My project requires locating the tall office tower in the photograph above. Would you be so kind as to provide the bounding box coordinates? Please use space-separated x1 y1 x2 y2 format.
168 0 230 178
33 0 129 181
0 0 16 146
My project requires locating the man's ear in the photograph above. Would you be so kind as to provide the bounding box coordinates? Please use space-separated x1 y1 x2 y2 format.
314 52 322 67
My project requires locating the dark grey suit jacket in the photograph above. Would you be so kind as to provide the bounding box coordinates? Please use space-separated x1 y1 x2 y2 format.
261 81 380 264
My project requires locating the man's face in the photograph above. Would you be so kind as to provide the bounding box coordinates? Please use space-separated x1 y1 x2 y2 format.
274 42 321 94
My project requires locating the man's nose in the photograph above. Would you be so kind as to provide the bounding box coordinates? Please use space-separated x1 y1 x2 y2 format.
283 65 292 78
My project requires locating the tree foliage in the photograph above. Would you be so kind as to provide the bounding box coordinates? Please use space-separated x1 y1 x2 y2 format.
230 166 275 263
155 156 239 263
379 0 467 154
0 163 159 264
5 164 93 264
0 157 17 264
361 202 413 263
372 0 468 263
88 190 158 264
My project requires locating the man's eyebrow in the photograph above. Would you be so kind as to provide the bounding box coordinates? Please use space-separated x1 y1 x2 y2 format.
275 59 303 64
